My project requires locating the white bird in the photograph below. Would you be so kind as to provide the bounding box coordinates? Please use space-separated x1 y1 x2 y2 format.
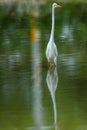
46 3 61 66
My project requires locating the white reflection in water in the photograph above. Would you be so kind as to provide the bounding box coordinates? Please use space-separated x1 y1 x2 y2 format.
8 50 22 67
60 53 79 76
60 24 73 42
31 23 44 129
46 66 58 130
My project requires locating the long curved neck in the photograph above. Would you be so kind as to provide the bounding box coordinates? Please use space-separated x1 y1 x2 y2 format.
50 6 55 42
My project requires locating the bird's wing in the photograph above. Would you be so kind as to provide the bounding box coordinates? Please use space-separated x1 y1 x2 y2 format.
54 42 58 56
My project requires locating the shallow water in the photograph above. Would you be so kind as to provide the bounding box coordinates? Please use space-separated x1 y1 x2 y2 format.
0 2 87 130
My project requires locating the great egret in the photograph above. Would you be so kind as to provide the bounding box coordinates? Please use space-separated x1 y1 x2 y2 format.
46 3 61 66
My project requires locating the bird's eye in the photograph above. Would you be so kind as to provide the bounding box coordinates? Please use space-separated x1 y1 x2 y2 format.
55 4 57 7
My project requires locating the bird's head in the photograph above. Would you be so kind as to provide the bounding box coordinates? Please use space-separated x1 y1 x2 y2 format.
53 3 61 8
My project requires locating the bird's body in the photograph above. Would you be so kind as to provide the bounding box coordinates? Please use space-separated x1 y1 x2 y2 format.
46 40 58 65
46 3 61 66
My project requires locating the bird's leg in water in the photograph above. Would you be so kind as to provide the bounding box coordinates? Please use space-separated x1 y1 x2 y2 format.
50 62 56 67
49 65 56 72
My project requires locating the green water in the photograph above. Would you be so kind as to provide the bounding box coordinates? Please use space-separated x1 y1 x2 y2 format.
0 2 87 130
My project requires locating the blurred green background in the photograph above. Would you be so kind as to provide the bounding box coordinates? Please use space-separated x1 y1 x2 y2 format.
0 0 87 130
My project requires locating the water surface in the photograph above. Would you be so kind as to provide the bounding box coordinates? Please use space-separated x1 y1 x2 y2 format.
0 2 87 130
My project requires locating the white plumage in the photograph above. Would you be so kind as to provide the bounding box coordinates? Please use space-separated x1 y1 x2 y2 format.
46 3 61 66
46 40 58 65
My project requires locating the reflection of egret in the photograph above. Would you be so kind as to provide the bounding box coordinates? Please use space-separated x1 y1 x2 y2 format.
46 3 61 66
46 66 58 129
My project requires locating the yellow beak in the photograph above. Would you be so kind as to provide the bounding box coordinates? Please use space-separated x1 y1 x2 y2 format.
56 4 61 8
